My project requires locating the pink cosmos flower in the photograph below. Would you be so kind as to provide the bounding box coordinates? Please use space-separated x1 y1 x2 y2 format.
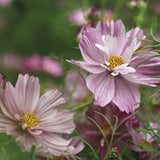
1 53 26 72
0 0 12 6
24 54 63 77
68 9 87 25
67 20 160 113
79 104 133 159
23 54 41 72
64 71 90 104
126 118 160 159
0 74 75 157
1 53 63 77
41 57 63 77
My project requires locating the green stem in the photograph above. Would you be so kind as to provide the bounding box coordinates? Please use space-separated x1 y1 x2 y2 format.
72 98 93 112
29 145 36 160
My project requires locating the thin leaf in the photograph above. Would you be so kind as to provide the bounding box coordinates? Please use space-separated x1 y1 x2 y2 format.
87 116 109 146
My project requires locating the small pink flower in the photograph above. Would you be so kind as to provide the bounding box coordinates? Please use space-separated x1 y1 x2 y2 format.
64 71 90 104
126 118 160 159
67 20 160 113
0 74 75 157
41 57 63 77
68 9 87 25
1 53 26 72
23 54 41 72
0 0 12 6
24 54 63 77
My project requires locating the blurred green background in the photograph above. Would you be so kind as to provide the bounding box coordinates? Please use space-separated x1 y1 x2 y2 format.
0 0 159 62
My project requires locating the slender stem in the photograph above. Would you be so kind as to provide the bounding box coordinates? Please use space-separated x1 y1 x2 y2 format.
29 145 36 160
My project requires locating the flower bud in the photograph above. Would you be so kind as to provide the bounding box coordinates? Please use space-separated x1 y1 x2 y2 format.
0 73 7 89
86 6 101 22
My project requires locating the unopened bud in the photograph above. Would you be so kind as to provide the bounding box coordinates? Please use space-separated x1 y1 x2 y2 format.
107 147 118 160
86 6 101 22
0 73 7 89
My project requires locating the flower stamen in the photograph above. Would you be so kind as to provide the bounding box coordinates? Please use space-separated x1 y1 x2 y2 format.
108 55 125 70
19 112 40 129
141 140 152 147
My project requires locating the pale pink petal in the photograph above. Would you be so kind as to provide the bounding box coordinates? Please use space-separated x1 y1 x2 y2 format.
68 139 84 155
122 38 137 62
36 133 71 156
96 20 126 39
112 76 140 113
86 72 115 106
0 81 27 120
35 89 65 116
79 27 107 64
126 27 145 45
104 35 118 56
96 35 118 57
130 52 160 86
15 74 40 113
67 59 106 73
120 27 145 56
15 134 35 152
39 110 75 134
121 74 143 84
113 64 136 75
0 113 17 133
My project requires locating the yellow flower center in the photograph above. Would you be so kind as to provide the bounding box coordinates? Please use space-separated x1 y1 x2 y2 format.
103 17 113 22
141 140 152 147
101 124 111 136
108 55 125 70
19 112 40 129
52 156 64 160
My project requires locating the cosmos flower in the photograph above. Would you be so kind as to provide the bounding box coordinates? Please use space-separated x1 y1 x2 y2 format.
68 8 87 25
1 53 26 72
79 104 133 159
24 54 63 77
64 71 90 104
41 57 63 77
0 0 12 6
126 118 160 159
67 20 160 113
1 53 63 77
0 74 75 157
23 54 41 72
